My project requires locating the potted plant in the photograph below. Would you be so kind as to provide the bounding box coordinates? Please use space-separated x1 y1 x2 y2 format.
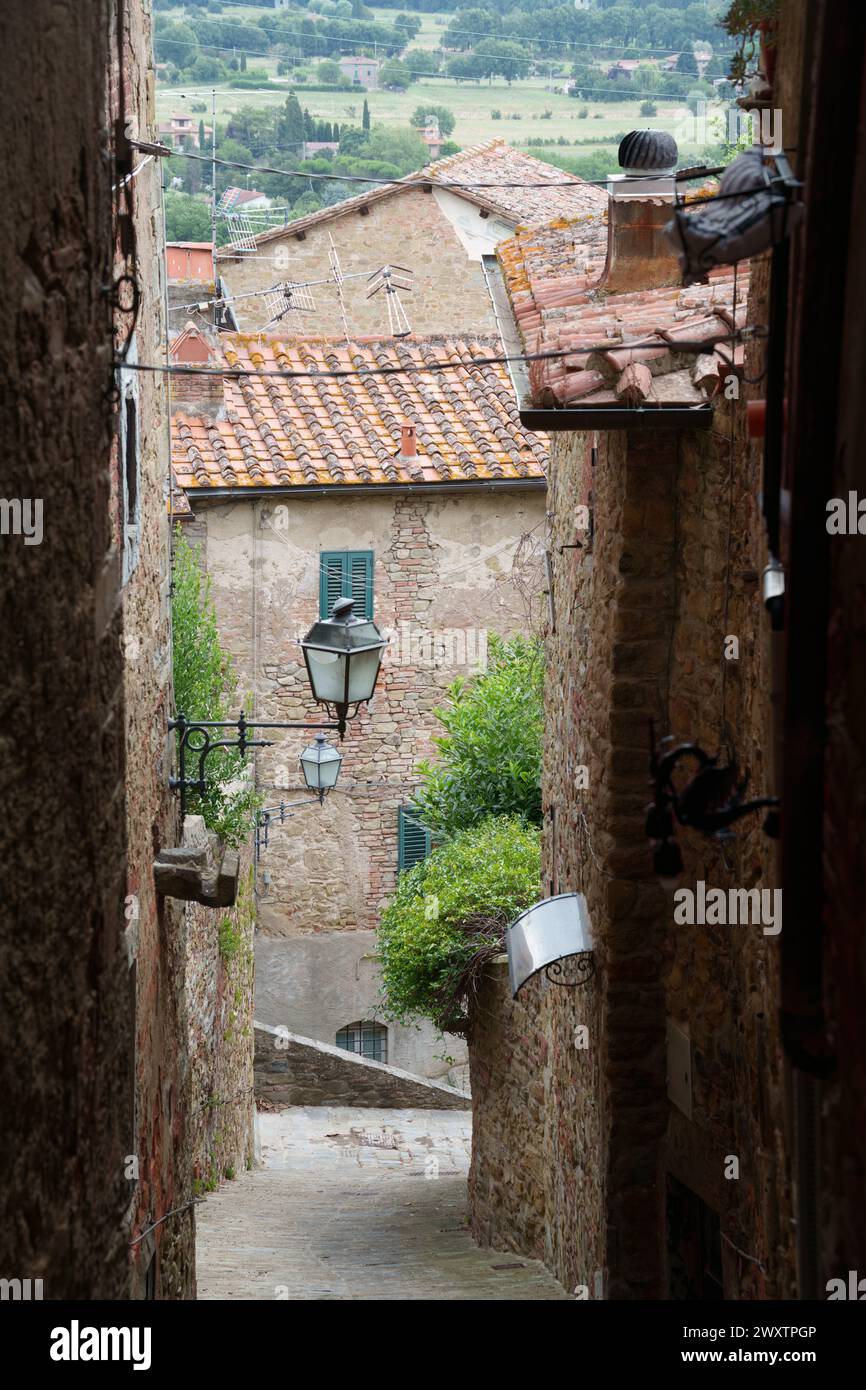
720 0 779 89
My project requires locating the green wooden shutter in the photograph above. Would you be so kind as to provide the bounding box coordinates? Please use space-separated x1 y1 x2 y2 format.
348 551 373 619
319 550 373 619
398 807 430 873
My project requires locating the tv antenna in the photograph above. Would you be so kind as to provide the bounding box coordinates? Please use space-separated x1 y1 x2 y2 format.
366 264 414 337
327 232 350 339
263 280 317 327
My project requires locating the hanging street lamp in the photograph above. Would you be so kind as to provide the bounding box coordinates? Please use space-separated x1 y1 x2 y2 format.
169 596 385 818
299 732 343 800
299 595 388 733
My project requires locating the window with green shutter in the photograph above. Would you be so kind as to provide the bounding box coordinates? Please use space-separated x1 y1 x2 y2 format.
398 806 431 873
319 550 374 619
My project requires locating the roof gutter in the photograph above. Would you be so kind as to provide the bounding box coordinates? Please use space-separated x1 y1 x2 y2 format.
481 253 714 434
182 477 547 504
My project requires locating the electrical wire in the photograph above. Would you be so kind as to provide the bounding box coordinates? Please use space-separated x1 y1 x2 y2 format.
142 137 733 192
118 327 767 382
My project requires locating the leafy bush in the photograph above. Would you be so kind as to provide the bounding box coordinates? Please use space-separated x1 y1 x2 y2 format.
171 530 260 846
411 634 543 839
377 817 540 1034
640 100 658 116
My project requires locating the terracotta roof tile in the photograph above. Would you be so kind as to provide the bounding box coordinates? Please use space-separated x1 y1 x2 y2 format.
172 333 547 491
498 200 750 410
220 140 608 254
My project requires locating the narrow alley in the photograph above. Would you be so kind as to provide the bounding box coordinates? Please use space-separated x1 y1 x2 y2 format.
196 1108 568 1301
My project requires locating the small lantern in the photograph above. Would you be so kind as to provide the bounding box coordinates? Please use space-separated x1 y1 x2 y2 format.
300 596 387 733
506 892 595 997
299 732 342 799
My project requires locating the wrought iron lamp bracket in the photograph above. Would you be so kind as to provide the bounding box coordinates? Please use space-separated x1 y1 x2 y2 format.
169 712 339 819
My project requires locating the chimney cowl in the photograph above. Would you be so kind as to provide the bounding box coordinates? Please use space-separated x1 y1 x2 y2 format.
618 129 678 176
400 423 417 458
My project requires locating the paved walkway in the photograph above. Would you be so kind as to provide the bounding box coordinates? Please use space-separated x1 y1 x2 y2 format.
196 1106 570 1300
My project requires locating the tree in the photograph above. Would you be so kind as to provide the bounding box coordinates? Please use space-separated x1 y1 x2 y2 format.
281 91 305 152
377 817 541 1034
171 532 260 846
404 48 440 79
362 97 370 131
198 119 206 151
240 51 247 72
154 20 198 67
378 57 411 90
677 49 698 75
473 37 526 85
411 635 543 839
409 104 455 137
444 8 499 50
316 59 342 84
163 190 212 242
361 124 427 171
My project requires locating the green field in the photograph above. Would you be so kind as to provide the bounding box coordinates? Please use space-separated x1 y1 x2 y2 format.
158 78 723 164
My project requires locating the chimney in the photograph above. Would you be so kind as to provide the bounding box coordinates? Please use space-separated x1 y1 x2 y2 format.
400 423 417 458
169 322 224 415
601 130 683 293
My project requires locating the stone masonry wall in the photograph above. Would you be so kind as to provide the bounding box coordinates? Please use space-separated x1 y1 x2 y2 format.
218 187 509 336
186 851 256 1196
0 0 133 1301
254 1024 469 1109
194 487 545 938
469 404 796 1298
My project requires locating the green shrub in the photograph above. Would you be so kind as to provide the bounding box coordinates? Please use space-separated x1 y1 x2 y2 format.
411 634 543 839
171 529 261 846
377 816 540 1035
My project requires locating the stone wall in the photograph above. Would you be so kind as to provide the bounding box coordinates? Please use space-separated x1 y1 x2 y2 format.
218 187 514 335
469 405 797 1298
467 959 548 1263
254 1024 469 1109
186 853 256 1195
0 0 133 1302
254 931 464 1081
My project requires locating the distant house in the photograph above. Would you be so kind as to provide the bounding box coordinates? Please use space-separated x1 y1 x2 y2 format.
418 117 444 160
158 113 211 149
302 140 340 160
217 140 608 336
606 59 643 79
339 56 379 89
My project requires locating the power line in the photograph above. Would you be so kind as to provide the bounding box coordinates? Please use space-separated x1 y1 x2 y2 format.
119 328 766 383
144 137 730 192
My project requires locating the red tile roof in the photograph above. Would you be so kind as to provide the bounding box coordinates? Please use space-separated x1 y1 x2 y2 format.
172 333 547 491
225 140 607 253
498 199 749 409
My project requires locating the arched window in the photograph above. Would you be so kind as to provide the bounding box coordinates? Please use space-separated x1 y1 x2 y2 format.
335 1020 387 1064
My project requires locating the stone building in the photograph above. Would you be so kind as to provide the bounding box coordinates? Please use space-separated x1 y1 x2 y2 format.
468 0 866 1302
172 330 547 1078
0 0 253 1300
217 141 607 336
467 127 797 1296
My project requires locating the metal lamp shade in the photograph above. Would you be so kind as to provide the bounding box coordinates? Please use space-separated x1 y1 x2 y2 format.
300 597 387 715
506 892 594 997
299 733 342 792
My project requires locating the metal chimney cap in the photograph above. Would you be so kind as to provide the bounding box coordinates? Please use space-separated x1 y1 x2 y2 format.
618 129 678 175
